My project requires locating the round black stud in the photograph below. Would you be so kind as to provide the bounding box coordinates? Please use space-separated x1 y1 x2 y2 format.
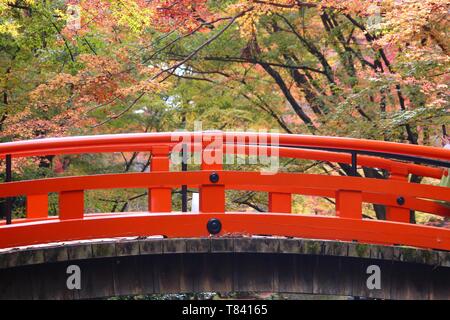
396 196 405 206
209 172 219 183
207 218 222 235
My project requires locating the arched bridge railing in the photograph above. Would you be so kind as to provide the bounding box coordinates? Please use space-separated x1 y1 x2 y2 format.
0 132 449 251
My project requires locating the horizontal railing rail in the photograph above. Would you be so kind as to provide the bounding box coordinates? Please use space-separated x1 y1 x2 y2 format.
1 132 449 161
0 171 449 216
0 141 445 179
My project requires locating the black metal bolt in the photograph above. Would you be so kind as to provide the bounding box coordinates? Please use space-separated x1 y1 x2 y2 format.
207 218 222 235
397 196 405 206
209 172 219 183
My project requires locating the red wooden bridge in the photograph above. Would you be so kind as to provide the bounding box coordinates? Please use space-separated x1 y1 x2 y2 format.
0 132 449 251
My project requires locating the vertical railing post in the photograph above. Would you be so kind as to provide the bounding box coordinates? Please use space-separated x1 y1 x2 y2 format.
59 190 84 220
149 145 172 212
200 132 225 213
336 152 361 219
267 132 291 213
336 190 362 219
386 167 410 223
27 194 49 219
268 193 292 213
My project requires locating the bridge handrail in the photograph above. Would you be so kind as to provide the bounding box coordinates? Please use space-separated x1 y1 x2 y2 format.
1 132 449 161
1 132 449 251
0 133 447 179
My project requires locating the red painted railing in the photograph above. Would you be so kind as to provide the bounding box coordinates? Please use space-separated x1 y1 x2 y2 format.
0 132 449 250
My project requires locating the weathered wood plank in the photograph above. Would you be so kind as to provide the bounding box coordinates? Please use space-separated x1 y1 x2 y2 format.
162 239 186 254
278 239 303 254
67 244 93 261
77 259 115 299
116 240 139 257
92 242 116 258
154 254 186 293
312 256 353 297
32 263 75 300
186 238 210 253
0 265 35 300
277 254 314 294
390 261 431 300
139 255 157 294
139 238 163 255
234 237 280 253
233 254 275 292
44 246 69 263
192 253 233 293
112 256 142 297
430 266 450 300
210 238 234 252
